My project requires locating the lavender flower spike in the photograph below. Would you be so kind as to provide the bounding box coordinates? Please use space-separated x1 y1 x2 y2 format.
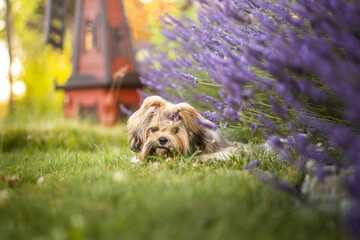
120 104 133 117
245 160 260 170
194 118 217 130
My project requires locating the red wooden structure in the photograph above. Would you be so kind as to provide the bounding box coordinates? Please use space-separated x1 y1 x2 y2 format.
56 0 141 125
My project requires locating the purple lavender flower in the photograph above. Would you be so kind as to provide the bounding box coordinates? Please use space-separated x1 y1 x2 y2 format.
245 160 260 170
138 1 360 235
194 118 217 130
119 104 134 117
344 163 360 236
222 107 239 121
169 113 180 122
267 136 283 149
258 173 300 198
250 124 258 135
199 110 220 124
177 71 199 84
203 95 216 103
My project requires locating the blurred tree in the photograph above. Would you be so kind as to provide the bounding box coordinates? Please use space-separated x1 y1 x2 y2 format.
7 0 72 116
5 0 14 114
0 1 6 41
123 0 195 45
123 0 176 44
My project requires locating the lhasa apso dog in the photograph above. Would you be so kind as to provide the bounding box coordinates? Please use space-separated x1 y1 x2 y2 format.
127 96 234 162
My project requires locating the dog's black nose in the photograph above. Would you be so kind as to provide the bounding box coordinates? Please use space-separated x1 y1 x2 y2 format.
158 137 168 146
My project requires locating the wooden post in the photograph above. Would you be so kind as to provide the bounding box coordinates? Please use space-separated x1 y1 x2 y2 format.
5 0 14 114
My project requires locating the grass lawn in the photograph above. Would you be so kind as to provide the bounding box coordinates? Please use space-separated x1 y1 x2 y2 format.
0 116 344 240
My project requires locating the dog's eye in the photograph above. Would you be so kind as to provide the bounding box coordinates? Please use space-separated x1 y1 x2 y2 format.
151 127 158 133
172 127 179 134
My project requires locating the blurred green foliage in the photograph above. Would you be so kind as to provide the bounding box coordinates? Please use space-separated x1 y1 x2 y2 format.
0 119 128 152
3 0 72 116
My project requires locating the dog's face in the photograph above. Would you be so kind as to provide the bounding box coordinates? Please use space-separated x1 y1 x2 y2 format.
127 96 218 161
140 113 190 160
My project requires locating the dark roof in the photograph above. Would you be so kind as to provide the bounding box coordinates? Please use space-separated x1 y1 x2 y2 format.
56 72 142 90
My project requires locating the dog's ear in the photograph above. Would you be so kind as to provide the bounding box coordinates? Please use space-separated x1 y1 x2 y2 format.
127 96 167 152
177 103 217 153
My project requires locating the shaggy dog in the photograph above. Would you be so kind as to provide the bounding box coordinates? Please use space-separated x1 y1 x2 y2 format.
127 96 235 162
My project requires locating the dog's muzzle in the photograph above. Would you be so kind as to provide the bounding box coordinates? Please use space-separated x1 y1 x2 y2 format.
158 137 168 146
152 137 176 158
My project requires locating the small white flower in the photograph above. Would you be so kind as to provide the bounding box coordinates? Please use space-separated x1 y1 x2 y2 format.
37 177 45 185
112 171 126 183
193 162 201 169
153 162 160 170
130 156 140 163
291 14 300 20
0 189 9 201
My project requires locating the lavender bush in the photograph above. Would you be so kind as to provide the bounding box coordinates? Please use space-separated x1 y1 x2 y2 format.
139 0 360 235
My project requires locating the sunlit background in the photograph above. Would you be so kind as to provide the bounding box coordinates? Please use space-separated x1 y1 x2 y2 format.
0 42 26 103
0 0 187 115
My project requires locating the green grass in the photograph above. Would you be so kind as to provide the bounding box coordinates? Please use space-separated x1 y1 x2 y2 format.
0 117 343 240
